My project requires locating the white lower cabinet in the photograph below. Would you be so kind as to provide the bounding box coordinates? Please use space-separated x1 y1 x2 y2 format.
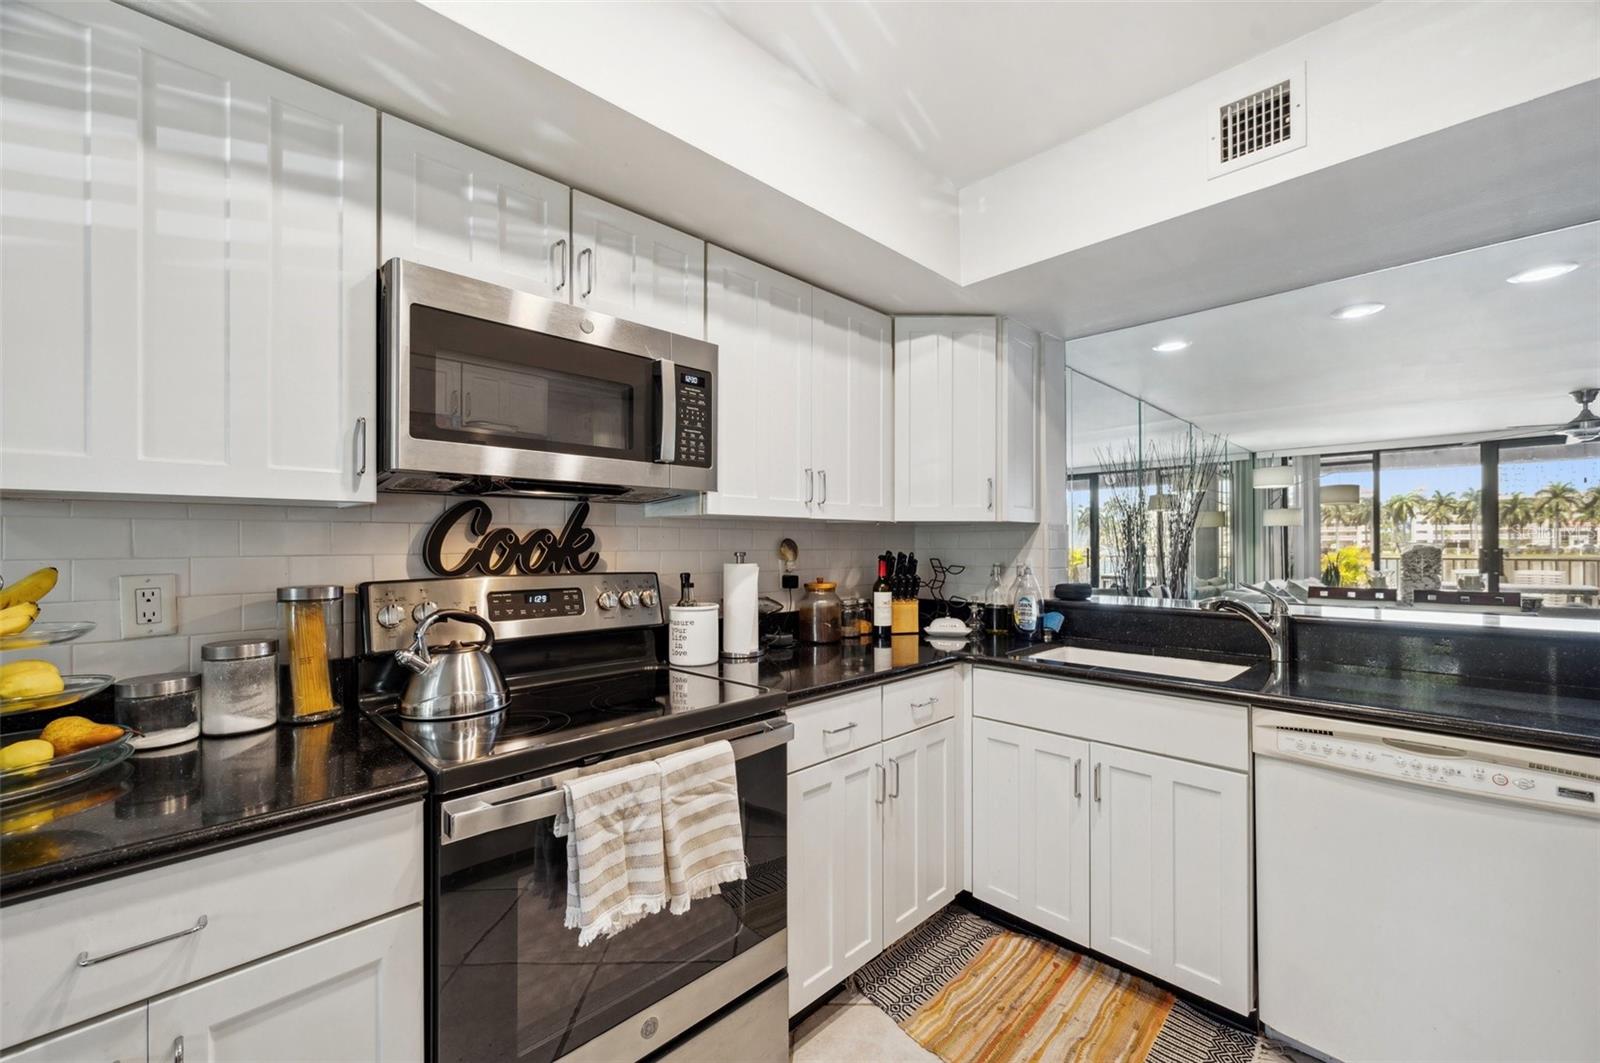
970 718 1090 941
787 744 883 1015
0 1007 147 1063
1090 744 1251 1014
786 683 961 1016
882 718 960 946
146 908 423 1063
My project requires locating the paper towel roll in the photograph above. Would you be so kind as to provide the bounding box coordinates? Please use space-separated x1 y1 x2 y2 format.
722 561 761 659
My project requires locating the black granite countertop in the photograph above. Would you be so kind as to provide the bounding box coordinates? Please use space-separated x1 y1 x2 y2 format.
0 712 427 905
697 634 1600 757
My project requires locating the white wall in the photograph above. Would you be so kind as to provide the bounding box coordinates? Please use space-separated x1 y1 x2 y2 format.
0 495 913 680
960 0 1600 284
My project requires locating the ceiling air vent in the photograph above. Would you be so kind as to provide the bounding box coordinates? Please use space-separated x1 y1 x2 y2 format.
1208 67 1305 178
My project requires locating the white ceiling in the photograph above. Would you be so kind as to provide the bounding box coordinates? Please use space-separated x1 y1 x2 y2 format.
1063 223 1600 454
709 0 1374 186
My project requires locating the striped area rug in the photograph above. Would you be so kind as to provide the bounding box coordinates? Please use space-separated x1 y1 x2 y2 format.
857 905 1285 1063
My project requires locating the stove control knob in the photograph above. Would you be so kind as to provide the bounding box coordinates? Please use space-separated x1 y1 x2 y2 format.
412 601 438 623
639 589 659 608
597 591 620 611
619 590 641 609
377 604 406 629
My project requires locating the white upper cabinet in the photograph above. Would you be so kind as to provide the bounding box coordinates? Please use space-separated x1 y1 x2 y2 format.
999 319 1042 523
812 290 893 521
0 0 377 503
703 248 813 519
894 317 998 522
380 115 570 298
572 191 704 338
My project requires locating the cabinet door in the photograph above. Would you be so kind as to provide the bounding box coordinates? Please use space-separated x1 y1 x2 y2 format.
703 248 813 519
145 907 422 1063
894 317 997 521
572 191 704 337
882 719 959 945
380 114 570 298
1090 743 1250 1013
970 719 1090 941
0 0 377 504
786 745 882 1016
811 290 892 521
999 320 1041 524
0 1006 146 1063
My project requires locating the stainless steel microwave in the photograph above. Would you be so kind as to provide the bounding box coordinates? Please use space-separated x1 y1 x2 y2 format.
379 259 715 502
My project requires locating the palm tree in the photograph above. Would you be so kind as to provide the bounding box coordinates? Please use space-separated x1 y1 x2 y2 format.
1382 491 1422 544
1457 487 1482 553
1421 491 1458 545
1580 486 1600 549
1500 492 1535 548
1536 482 1581 550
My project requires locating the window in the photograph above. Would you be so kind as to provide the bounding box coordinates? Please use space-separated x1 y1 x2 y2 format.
1496 440 1600 606
1375 444 1480 586
1318 456 1374 586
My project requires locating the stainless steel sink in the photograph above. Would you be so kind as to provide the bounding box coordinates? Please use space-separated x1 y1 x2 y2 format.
1026 645 1251 682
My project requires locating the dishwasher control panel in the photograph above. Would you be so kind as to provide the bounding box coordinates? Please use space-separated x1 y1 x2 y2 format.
1269 730 1599 815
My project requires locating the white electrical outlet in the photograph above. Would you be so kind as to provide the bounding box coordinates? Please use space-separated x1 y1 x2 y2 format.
120 574 177 638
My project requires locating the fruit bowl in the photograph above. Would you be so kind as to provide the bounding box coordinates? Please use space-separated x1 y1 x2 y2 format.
0 620 97 652
0 725 133 805
0 674 114 715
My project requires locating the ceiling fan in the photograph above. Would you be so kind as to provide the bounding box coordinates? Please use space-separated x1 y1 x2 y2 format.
1504 388 1600 443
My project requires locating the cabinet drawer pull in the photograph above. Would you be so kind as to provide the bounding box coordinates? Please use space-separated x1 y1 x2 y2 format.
1074 758 1081 800
76 915 208 967
875 762 886 804
1093 763 1101 803
173 1035 185 1063
578 247 594 297
805 467 814 505
909 697 939 711
552 237 568 291
355 417 367 476
987 477 995 511
889 757 901 798
818 469 827 506
821 723 856 737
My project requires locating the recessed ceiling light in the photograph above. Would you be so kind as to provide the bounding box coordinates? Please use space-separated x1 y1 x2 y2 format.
1330 302 1386 320
1506 262 1580 284
1151 339 1190 353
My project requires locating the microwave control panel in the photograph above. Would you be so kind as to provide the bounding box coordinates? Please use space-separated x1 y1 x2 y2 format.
674 368 712 468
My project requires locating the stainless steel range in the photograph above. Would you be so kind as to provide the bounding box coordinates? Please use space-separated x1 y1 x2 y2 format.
356 573 790 1063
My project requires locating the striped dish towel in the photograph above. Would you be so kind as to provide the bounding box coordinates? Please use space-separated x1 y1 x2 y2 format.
656 740 747 914
552 760 667 947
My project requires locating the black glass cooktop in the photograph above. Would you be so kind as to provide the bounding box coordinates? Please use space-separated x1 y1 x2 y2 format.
367 666 785 794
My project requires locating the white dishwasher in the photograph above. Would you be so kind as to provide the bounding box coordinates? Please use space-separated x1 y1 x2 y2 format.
1254 709 1600 1063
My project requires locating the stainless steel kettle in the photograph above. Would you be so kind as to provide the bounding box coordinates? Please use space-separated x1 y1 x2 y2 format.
394 609 508 719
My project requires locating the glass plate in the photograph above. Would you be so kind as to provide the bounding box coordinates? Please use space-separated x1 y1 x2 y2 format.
0 726 133 805
0 620 97 651
0 674 114 715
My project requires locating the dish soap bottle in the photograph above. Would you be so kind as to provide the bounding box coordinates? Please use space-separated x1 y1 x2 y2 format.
1012 564 1042 640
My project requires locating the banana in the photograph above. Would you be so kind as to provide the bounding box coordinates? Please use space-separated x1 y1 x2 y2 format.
0 567 58 610
0 659 64 700
0 602 40 637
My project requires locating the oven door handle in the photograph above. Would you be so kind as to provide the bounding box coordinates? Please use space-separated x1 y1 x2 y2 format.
656 357 677 463
441 718 793 845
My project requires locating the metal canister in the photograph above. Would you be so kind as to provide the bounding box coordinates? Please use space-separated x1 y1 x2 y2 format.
797 580 843 644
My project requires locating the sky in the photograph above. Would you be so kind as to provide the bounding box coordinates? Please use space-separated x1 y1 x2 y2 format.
1323 455 1599 499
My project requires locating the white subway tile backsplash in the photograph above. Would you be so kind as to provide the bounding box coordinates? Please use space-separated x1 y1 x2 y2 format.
74 634 190 678
189 503 287 520
241 593 278 630
72 558 189 600
33 599 121 642
190 556 286 597
240 521 332 556
70 500 190 518
134 519 240 558
287 554 374 588
636 526 679 550
0 498 71 517
329 522 411 555
370 494 446 522
178 594 243 635
5 517 131 559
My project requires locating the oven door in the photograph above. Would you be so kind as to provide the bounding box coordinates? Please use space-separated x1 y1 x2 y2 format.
381 259 716 497
434 719 789 1063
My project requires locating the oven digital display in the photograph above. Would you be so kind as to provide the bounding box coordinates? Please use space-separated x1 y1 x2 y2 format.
487 588 584 621
681 372 706 388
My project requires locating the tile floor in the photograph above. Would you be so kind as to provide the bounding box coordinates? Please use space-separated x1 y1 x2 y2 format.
790 989 937 1062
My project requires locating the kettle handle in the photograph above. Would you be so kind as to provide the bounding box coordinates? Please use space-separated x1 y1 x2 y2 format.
414 609 496 653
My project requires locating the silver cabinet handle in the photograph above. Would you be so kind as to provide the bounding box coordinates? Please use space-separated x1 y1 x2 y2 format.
909 697 939 710
655 358 677 463
578 246 594 297
552 237 568 292
818 469 827 506
1093 763 1102 803
889 757 901 798
77 915 208 967
805 467 814 505
173 1036 185 1063
875 762 886 804
988 477 995 511
1074 758 1081 800
355 417 367 476
822 723 856 737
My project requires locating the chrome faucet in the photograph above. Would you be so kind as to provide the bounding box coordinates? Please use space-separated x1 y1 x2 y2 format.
1200 585 1293 666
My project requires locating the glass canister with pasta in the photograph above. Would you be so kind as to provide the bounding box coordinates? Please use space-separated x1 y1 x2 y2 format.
276 585 344 724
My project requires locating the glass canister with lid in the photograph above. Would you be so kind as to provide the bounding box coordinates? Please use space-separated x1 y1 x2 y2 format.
114 672 201 749
797 579 843 644
277 585 343 724
200 637 279 736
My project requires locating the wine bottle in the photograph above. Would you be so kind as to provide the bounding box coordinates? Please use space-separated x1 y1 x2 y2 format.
872 555 892 640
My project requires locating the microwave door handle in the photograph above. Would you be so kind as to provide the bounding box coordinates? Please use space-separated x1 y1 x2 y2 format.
441 719 793 844
656 358 677 463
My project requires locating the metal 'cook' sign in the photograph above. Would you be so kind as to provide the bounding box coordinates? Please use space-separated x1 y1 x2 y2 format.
422 500 601 576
